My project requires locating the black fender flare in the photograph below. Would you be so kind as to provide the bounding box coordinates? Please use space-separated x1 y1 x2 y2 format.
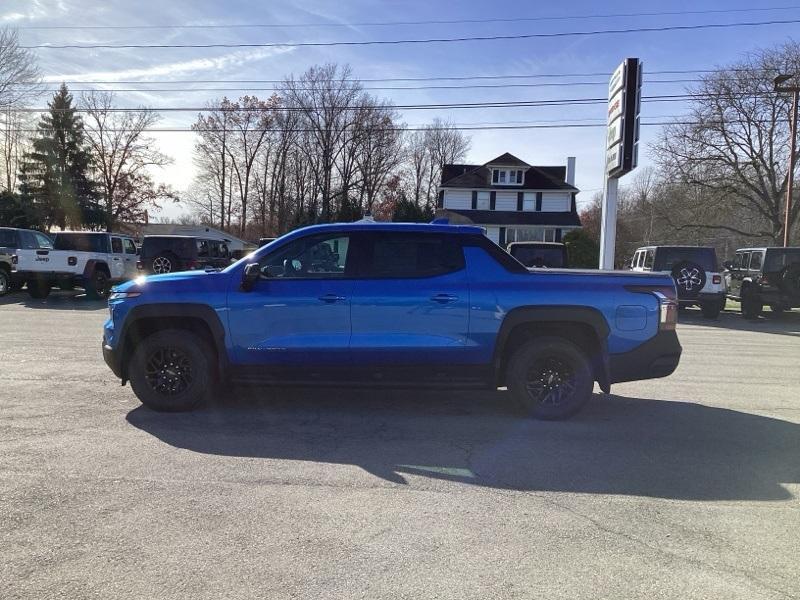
117 303 228 383
494 306 611 392
83 260 110 278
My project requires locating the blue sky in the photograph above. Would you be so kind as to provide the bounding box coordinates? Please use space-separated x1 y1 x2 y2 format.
3 0 800 219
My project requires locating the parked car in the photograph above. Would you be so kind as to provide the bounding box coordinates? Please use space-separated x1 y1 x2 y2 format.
0 227 54 295
507 241 568 268
14 231 138 299
103 222 682 420
724 247 800 318
137 236 232 274
630 245 726 319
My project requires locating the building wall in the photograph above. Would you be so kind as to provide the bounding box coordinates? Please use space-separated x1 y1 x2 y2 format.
443 189 572 212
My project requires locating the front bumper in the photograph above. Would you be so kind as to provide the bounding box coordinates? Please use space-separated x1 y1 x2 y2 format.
609 330 682 384
102 340 123 379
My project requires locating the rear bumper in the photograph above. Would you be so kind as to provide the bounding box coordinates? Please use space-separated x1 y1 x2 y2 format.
609 330 682 384
679 291 725 305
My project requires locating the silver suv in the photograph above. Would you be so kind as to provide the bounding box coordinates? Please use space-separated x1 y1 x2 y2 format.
630 246 726 319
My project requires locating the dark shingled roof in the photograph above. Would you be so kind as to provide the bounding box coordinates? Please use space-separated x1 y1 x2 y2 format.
437 209 582 227
484 152 530 167
441 164 577 191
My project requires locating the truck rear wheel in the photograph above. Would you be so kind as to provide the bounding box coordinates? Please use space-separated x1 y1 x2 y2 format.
85 269 109 300
28 277 51 299
129 329 214 412
506 336 594 420
741 290 762 320
0 268 9 296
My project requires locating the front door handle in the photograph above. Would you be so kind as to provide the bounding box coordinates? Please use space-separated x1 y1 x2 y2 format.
318 294 346 303
430 293 458 304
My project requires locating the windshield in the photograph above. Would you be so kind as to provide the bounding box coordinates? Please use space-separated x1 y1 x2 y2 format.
511 246 566 268
54 233 108 253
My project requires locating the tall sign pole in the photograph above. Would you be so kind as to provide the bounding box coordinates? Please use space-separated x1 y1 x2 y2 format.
599 58 642 269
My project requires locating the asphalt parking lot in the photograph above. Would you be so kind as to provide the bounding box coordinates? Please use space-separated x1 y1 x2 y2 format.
1 292 799 600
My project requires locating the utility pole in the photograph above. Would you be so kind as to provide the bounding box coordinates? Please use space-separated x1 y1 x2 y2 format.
774 74 799 247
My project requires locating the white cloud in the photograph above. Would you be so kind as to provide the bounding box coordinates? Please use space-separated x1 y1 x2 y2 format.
0 12 27 22
44 47 294 82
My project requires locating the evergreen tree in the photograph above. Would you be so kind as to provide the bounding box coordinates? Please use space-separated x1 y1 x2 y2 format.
18 83 103 230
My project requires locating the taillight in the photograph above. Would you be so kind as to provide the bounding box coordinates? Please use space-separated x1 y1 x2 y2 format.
136 260 143 270
68 256 77 266
654 292 678 331
712 274 721 285
11 254 18 265
186 260 197 270
760 274 770 286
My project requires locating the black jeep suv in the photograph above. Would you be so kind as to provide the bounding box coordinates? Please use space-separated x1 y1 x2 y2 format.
138 235 232 274
724 247 800 318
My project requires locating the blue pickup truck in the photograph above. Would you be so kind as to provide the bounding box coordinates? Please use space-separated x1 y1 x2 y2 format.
102 222 681 420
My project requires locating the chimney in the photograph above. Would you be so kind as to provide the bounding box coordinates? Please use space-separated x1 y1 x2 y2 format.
566 156 576 186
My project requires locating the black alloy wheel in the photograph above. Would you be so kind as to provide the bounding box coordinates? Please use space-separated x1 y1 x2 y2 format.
144 347 194 396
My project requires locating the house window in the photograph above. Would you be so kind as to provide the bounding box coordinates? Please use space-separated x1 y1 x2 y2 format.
543 229 557 242
499 170 506 183
476 191 490 210
522 192 536 211
492 170 499 183
516 170 523 184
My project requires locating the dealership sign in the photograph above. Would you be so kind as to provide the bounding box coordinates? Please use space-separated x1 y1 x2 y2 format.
606 58 642 179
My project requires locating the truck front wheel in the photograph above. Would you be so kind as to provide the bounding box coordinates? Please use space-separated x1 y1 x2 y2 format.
85 270 109 300
128 329 214 412
506 336 594 420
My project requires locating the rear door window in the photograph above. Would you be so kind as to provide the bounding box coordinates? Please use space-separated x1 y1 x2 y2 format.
740 252 751 270
360 233 465 278
748 251 763 271
34 232 53 249
111 237 123 254
197 240 210 258
123 239 137 255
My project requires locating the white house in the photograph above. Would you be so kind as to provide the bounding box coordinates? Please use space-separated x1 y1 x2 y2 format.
436 153 581 246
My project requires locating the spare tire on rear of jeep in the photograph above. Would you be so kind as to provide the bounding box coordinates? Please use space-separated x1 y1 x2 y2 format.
670 261 706 299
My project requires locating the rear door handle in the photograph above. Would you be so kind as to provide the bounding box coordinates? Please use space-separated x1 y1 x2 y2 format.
319 294 346 303
430 293 458 304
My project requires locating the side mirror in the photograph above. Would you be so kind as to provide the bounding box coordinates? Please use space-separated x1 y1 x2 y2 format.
723 260 734 271
240 262 261 292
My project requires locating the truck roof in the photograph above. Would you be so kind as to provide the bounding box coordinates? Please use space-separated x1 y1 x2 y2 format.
288 222 485 236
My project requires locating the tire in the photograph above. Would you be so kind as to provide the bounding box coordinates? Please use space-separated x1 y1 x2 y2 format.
769 303 786 315
27 277 51 299
670 261 707 300
778 263 800 296
151 253 180 274
741 289 762 320
59 281 75 291
128 329 214 412
506 336 594 420
84 269 109 300
0 268 9 296
701 301 721 319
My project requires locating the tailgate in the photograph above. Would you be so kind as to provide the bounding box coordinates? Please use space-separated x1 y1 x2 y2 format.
14 249 73 273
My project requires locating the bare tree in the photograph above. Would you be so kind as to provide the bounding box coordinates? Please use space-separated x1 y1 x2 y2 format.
82 91 173 230
422 118 471 210
0 27 41 111
653 41 800 243
0 27 40 193
281 64 363 221
356 102 404 212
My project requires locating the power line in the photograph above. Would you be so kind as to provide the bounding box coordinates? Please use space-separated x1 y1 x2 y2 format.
26 68 779 85
10 93 777 113
27 79 701 94
15 5 800 30
21 18 800 49
8 121 700 133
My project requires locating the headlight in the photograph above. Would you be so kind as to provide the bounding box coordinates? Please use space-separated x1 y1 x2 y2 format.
109 291 142 300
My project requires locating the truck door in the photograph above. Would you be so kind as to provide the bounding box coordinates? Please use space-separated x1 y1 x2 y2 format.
122 238 138 279
349 232 470 369
110 237 126 280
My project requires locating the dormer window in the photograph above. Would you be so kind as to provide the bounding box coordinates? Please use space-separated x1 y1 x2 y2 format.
491 168 524 185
